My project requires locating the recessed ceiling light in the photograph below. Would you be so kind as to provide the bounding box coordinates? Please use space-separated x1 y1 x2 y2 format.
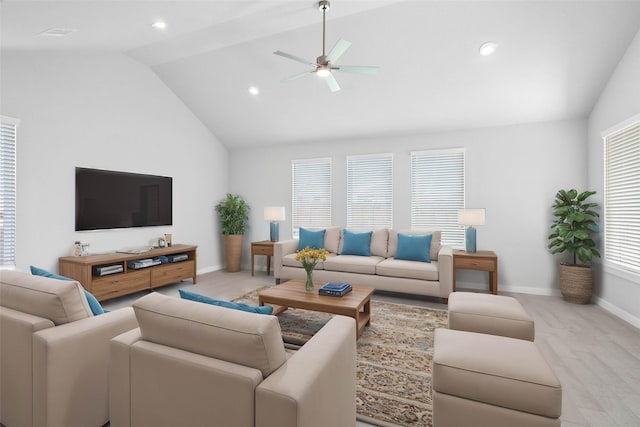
152 21 167 30
479 41 498 56
39 28 78 37
248 86 260 95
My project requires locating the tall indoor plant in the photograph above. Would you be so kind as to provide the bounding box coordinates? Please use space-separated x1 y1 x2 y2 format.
547 189 600 303
215 193 249 272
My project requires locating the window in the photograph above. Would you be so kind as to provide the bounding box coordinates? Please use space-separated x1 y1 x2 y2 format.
291 158 332 237
410 148 465 247
604 117 640 275
347 153 393 230
0 116 18 267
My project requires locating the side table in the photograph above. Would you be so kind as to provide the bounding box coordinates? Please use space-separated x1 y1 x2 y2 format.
251 240 275 276
453 250 498 294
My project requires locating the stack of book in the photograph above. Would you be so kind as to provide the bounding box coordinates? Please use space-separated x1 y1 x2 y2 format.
319 282 352 297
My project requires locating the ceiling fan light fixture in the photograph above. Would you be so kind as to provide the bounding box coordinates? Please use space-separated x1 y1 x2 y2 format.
316 66 331 78
479 41 498 56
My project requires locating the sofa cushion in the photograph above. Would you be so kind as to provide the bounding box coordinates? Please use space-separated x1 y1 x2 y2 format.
0 270 93 325
340 229 372 256
395 233 433 263
298 227 326 251
323 226 342 254
179 289 273 315
370 229 389 258
388 229 441 261
376 258 439 281
30 265 105 315
133 292 286 378
323 255 385 275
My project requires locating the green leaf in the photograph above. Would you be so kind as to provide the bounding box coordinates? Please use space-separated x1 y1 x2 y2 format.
567 189 578 200
577 190 596 202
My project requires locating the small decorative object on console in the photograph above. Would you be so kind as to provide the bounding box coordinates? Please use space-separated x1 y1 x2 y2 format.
319 282 352 297
295 247 328 292
164 233 172 247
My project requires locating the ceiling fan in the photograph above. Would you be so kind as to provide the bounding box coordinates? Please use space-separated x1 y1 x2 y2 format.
274 0 379 92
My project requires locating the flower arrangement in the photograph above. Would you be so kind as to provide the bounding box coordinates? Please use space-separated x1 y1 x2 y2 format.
295 246 328 291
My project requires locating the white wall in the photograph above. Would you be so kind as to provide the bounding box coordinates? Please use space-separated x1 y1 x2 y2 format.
588 28 640 328
229 119 587 294
0 51 228 274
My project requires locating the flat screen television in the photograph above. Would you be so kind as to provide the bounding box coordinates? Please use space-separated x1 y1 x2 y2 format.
75 167 172 231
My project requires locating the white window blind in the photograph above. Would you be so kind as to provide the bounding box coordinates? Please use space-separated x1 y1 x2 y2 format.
411 148 465 247
604 119 640 275
291 158 332 237
347 153 393 230
0 116 19 267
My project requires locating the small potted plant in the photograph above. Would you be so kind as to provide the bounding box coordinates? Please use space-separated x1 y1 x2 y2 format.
215 193 249 272
547 189 601 303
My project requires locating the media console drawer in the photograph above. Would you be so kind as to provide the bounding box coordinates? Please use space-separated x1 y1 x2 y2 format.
92 269 149 300
151 261 195 287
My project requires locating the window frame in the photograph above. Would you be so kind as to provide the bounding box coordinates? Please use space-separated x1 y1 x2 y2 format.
291 157 332 238
602 113 640 281
410 147 466 247
346 153 393 230
0 115 19 269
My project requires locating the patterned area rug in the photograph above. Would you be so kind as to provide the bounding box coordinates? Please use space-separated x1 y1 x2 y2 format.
234 289 448 427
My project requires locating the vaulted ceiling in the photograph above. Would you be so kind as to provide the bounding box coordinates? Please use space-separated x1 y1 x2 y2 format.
3 1 640 149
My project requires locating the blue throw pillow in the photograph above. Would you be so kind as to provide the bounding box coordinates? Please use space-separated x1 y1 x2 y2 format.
179 289 274 315
29 265 106 315
395 233 432 263
297 227 326 251
341 229 373 256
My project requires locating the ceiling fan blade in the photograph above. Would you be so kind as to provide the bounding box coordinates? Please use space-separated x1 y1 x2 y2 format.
325 74 341 92
282 71 314 83
336 65 379 75
274 50 318 67
325 39 352 63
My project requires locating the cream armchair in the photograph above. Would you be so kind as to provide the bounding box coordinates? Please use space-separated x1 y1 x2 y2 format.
0 271 137 427
109 292 357 427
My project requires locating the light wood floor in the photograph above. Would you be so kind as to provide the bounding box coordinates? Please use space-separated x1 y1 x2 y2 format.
102 270 640 427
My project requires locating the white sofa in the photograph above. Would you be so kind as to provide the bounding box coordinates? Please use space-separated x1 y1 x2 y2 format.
110 292 357 427
0 270 137 427
274 227 453 303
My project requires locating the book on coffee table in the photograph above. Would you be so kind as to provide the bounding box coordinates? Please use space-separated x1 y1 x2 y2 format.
319 282 352 297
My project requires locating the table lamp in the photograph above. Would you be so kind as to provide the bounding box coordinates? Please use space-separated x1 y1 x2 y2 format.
457 209 486 253
264 207 286 242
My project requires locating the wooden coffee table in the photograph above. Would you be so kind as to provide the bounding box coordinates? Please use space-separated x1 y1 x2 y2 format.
258 280 374 337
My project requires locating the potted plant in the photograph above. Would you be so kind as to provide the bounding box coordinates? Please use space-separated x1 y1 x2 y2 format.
547 189 601 304
215 193 249 272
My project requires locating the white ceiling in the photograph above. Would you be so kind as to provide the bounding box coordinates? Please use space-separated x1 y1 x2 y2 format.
3 1 640 149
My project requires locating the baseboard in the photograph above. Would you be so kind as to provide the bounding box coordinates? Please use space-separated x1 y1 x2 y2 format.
456 281 561 297
499 285 561 297
593 296 640 329
197 265 222 275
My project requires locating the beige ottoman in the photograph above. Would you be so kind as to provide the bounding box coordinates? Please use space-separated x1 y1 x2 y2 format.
448 291 535 341
433 328 562 427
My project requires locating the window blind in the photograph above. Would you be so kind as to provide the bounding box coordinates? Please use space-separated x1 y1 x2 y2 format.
347 153 393 230
291 158 332 237
410 148 465 247
0 117 18 267
604 119 640 274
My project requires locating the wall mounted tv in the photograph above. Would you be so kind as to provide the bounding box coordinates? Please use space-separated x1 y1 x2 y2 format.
75 167 172 231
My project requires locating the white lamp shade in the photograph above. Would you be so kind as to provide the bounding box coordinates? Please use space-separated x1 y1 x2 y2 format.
264 206 286 222
457 209 486 226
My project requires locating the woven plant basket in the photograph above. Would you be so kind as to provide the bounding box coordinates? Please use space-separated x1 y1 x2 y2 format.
559 264 593 304
223 234 244 272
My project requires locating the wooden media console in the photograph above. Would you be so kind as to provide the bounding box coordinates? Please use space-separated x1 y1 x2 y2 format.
59 244 197 301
